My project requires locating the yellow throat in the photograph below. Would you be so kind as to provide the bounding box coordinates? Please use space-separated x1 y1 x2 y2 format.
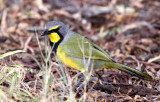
48 33 60 43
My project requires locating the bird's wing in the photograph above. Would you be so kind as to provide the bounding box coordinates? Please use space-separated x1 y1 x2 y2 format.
61 33 113 62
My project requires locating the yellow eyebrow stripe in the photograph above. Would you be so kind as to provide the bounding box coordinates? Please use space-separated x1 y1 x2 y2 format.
48 25 60 31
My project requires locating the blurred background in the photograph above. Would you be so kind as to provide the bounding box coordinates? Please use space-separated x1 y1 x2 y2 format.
0 0 160 101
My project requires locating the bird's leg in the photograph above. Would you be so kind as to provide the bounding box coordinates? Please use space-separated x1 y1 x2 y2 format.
74 76 84 86
76 77 88 91
75 71 92 91
75 76 98 91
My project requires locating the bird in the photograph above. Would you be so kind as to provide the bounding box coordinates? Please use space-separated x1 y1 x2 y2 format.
41 20 152 80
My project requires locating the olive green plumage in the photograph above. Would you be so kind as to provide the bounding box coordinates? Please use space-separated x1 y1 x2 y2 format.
41 20 152 80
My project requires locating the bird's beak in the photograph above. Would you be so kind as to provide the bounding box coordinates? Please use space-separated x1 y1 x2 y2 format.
41 29 48 36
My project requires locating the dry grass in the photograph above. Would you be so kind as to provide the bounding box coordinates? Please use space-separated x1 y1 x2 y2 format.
0 34 95 102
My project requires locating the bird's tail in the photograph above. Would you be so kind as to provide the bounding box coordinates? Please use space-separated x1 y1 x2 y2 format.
104 62 152 80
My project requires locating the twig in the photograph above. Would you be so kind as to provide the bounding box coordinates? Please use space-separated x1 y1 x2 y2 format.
123 60 160 69
120 21 156 34
23 34 34 55
127 55 142 71
148 55 160 63
1 9 8 36
93 83 159 96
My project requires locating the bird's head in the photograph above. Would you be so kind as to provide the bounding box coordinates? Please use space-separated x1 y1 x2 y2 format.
41 20 71 43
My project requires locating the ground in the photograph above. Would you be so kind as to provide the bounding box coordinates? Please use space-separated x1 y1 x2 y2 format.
0 0 160 101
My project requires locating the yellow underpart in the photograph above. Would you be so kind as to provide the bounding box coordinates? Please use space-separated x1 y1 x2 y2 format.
48 33 60 43
56 48 80 70
48 25 60 31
